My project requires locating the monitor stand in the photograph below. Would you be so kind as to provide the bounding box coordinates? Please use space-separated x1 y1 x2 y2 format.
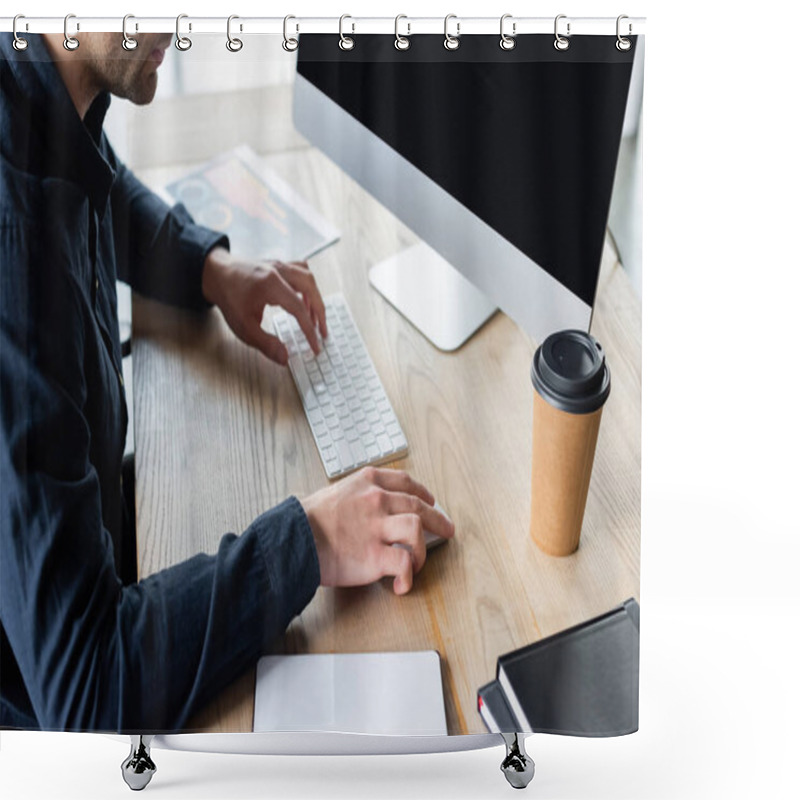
368 242 497 352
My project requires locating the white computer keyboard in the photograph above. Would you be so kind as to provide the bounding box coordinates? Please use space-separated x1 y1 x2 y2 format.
272 294 409 479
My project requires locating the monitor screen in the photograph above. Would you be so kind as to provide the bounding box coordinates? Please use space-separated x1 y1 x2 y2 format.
297 34 637 309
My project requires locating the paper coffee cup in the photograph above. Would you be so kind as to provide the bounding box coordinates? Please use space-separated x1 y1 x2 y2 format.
530 330 611 556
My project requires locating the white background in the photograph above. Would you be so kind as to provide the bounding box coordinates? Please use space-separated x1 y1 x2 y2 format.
2 0 799 798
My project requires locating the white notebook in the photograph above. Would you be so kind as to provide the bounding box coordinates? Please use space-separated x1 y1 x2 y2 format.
253 651 447 736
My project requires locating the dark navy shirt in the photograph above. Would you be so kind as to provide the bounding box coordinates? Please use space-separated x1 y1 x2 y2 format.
0 34 320 731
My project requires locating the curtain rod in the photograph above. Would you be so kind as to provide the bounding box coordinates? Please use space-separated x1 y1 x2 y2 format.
1 16 646 37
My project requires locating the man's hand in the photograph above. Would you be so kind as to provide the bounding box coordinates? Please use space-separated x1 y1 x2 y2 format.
300 467 455 595
201 247 327 366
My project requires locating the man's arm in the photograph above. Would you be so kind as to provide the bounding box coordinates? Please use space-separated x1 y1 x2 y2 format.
0 324 320 731
109 149 228 311
0 224 320 730
107 145 328 363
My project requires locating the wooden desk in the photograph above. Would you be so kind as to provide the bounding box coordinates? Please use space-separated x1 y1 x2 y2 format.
133 145 641 735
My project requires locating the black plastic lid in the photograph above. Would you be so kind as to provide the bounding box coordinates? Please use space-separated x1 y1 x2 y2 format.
531 330 611 414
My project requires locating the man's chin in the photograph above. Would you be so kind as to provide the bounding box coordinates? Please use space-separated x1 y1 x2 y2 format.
122 74 159 106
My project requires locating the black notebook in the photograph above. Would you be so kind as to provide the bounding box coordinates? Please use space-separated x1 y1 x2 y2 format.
496 599 640 736
477 679 520 733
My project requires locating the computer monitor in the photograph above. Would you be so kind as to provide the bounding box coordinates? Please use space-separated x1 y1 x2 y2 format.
294 34 637 349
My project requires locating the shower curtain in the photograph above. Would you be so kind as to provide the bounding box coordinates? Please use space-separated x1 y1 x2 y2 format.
0 20 642 747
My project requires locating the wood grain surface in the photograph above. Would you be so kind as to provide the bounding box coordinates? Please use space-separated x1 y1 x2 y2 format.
133 142 641 735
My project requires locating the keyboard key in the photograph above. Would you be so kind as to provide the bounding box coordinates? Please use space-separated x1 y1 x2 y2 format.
335 439 353 468
350 440 368 466
289 356 318 410
376 434 393 456
310 419 329 437
391 433 407 450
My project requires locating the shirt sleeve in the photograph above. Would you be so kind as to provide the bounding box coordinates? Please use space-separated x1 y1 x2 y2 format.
107 142 229 311
0 222 319 732
116 497 320 732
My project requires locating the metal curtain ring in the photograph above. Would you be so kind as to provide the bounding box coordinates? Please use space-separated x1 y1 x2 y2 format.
12 15 28 51
554 14 570 51
616 14 632 51
63 13 79 51
500 13 516 50
175 14 192 51
339 14 355 51
122 14 138 51
282 15 299 52
444 14 460 51
394 14 410 51
226 15 243 52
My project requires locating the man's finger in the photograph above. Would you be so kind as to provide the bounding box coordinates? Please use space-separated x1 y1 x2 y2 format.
380 544 414 595
303 295 317 331
369 468 435 506
382 493 454 541
246 326 289 365
262 268 320 354
276 262 328 339
383 514 427 574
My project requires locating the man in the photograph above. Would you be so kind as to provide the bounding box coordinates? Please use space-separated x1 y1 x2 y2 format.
0 32 453 732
